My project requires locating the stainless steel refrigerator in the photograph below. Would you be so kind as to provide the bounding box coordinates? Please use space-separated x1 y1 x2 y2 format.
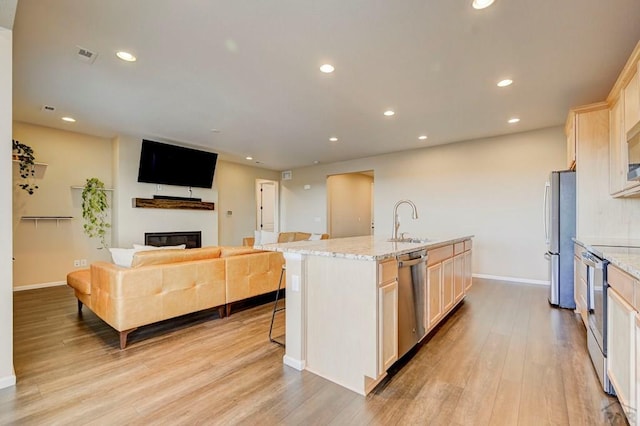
544 170 576 308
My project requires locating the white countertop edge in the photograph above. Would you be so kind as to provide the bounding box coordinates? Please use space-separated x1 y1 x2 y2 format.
256 235 474 261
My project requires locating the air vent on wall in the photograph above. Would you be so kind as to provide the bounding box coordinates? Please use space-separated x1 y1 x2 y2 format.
41 105 55 112
76 46 98 64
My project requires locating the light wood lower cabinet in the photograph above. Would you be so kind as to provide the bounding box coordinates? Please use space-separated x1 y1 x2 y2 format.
453 253 464 303
378 280 398 374
427 262 443 329
442 258 454 313
463 249 472 291
426 240 472 331
573 253 589 328
378 259 398 375
607 287 636 420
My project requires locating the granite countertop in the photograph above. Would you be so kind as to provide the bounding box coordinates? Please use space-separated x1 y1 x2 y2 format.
574 237 640 280
256 235 474 261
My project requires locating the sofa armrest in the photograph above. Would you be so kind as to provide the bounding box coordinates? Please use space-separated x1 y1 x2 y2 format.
242 237 255 247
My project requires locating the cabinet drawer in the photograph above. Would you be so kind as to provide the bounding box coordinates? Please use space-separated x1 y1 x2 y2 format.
575 255 587 282
454 242 464 255
378 259 398 285
607 265 635 307
464 240 472 251
427 245 454 266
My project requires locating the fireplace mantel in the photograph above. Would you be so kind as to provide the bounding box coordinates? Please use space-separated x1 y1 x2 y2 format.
132 198 215 211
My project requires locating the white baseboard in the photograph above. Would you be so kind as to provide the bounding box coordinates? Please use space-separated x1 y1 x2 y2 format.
473 273 549 286
13 280 66 292
283 355 305 371
0 373 16 389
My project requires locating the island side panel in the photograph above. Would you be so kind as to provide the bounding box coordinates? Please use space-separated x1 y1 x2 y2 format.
305 255 378 395
284 252 306 370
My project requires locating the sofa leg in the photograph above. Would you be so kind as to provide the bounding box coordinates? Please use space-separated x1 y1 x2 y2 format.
119 328 137 349
217 306 225 318
225 304 231 317
77 300 83 313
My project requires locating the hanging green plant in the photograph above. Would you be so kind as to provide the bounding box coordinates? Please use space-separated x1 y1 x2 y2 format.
81 177 111 248
12 139 39 195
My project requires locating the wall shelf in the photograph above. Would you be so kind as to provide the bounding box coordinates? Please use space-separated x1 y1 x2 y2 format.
133 198 215 211
21 216 73 228
12 160 48 179
71 185 114 191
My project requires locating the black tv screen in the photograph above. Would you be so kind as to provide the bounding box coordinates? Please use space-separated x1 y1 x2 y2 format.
137 140 218 189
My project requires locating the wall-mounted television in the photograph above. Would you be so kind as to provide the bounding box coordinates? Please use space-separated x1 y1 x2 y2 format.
137 140 218 189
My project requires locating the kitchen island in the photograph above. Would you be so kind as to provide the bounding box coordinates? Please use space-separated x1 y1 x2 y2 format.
258 235 473 395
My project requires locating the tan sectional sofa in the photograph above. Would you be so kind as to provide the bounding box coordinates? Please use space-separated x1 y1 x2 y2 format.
67 246 284 348
242 231 329 247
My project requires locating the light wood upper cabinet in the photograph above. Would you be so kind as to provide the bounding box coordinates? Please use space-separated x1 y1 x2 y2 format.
610 97 628 194
624 67 640 136
566 112 576 170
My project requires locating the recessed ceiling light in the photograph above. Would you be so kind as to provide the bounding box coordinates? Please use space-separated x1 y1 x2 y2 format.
329 137 338 142
418 135 428 140
383 110 395 117
313 160 320 164
497 79 513 87
61 116 76 122
245 156 253 160
472 0 495 10
320 64 335 73
116 51 137 62
508 117 520 124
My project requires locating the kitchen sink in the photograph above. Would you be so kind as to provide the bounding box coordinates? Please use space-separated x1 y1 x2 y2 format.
388 237 431 243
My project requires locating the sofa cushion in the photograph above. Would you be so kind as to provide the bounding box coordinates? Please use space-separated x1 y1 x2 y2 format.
277 232 297 243
131 246 222 268
67 269 91 295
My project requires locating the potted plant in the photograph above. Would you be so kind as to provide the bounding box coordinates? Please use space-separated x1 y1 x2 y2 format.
12 139 39 194
81 177 111 248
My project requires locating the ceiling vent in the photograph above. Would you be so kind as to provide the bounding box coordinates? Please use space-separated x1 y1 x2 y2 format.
41 105 55 112
76 46 98 64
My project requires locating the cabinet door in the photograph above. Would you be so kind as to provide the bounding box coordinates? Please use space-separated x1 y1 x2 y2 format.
636 313 640 426
427 263 443 330
624 69 640 135
607 288 636 417
566 112 576 169
442 258 454 313
379 280 398 374
463 250 472 291
610 98 627 194
453 254 464 303
573 255 588 328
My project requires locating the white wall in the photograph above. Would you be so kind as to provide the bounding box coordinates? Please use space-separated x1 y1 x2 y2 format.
282 126 566 283
12 122 113 288
0 26 16 388
113 135 219 248
215 161 280 246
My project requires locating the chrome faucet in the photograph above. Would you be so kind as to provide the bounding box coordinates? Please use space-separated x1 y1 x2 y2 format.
392 199 419 241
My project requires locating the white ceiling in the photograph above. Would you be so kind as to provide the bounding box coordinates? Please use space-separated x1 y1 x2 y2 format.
11 0 640 171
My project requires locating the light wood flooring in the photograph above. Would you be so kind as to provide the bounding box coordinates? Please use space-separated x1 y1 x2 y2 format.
1 279 627 425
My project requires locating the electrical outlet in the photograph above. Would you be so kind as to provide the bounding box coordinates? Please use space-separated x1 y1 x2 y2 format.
73 260 80 267
80 259 87 267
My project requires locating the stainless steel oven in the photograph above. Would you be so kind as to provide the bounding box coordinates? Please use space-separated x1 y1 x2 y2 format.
581 250 615 395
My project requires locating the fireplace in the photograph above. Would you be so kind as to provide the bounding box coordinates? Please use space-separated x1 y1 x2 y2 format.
144 231 202 249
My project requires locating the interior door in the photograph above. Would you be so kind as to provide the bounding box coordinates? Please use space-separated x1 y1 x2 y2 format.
256 180 278 232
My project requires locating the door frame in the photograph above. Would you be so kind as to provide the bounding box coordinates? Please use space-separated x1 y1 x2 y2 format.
255 179 279 233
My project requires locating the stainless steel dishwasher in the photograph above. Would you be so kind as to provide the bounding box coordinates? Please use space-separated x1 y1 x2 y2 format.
397 250 427 358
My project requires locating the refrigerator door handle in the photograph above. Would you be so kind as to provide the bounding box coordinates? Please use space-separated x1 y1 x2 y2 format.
543 182 550 245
